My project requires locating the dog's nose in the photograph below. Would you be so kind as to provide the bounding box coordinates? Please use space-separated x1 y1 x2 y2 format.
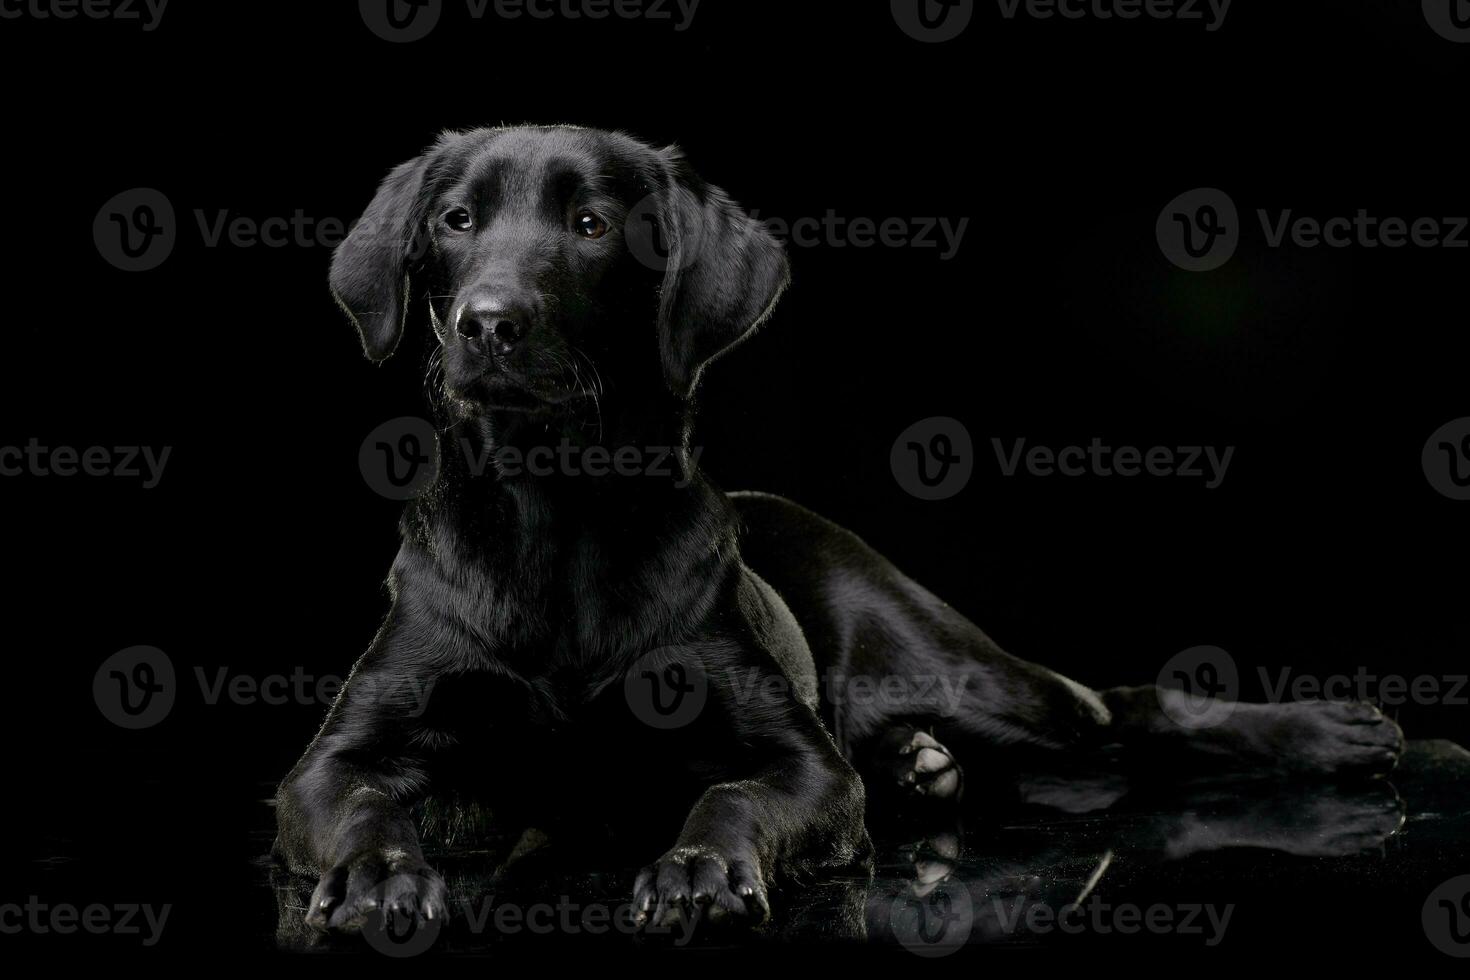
458 299 528 357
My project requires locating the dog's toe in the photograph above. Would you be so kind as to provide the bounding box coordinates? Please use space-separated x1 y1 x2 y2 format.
634 845 768 933
306 855 446 936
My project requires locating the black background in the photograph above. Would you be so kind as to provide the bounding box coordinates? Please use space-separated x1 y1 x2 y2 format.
2 0 1468 964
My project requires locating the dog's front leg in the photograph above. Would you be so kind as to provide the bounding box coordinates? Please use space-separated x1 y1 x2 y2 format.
633 697 869 928
273 644 448 932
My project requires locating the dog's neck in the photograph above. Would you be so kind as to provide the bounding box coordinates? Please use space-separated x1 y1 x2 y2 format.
401 397 740 663
437 394 699 497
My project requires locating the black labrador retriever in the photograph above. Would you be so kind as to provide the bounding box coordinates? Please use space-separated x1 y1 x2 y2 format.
274 125 1404 934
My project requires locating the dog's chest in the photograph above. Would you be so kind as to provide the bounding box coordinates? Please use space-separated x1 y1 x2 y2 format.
424 653 655 739
425 660 712 797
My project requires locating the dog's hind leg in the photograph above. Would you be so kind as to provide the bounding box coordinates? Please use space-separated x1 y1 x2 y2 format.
733 492 1404 793
733 493 1115 794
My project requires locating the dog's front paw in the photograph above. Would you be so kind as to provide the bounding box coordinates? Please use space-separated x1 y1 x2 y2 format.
633 844 769 929
305 851 447 934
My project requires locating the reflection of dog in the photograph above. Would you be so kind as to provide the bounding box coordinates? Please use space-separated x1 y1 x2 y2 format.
865 779 1404 951
273 126 1404 936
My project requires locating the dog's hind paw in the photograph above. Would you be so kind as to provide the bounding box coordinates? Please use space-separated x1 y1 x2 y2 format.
884 728 963 800
1218 700 1406 777
900 830 961 897
1284 700 1406 776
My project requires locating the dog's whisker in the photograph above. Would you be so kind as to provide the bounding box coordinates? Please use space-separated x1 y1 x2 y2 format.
566 344 605 440
423 346 446 413
544 346 603 440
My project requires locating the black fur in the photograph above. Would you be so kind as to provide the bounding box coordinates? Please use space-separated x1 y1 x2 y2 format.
275 125 1405 936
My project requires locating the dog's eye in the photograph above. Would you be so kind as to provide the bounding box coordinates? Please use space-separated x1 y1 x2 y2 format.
574 210 609 240
442 207 473 232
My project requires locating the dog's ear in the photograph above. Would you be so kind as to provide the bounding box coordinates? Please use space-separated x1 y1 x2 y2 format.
330 140 451 362
650 151 790 399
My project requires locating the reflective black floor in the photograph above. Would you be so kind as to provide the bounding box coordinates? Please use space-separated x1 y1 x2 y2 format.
265 740 1470 959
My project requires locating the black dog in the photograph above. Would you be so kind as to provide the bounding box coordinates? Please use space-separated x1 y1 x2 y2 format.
274 125 1404 935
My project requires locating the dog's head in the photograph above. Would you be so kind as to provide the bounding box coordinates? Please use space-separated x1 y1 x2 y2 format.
330 126 788 415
